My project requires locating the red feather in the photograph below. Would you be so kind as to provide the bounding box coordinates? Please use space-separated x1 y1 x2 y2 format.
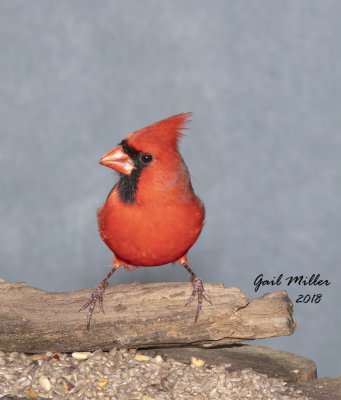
98 113 204 266
80 113 210 329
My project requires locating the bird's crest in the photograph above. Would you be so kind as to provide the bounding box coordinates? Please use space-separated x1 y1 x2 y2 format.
126 113 192 152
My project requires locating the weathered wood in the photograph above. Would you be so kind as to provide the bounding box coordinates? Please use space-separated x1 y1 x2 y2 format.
142 345 317 382
0 281 295 353
143 346 341 399
293 377 341 400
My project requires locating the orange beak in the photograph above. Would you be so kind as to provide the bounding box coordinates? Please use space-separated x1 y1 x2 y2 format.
99 146 134 175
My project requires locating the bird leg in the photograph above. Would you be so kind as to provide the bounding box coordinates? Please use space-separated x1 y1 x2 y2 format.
78 266 118 330
180 260 212 322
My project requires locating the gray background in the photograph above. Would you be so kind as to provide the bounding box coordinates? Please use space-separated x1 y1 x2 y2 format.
1 0 340 378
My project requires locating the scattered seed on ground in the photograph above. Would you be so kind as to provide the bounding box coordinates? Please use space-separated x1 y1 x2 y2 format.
0 348 312 399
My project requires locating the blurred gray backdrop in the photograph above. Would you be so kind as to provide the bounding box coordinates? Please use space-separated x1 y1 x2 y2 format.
1 0 340 378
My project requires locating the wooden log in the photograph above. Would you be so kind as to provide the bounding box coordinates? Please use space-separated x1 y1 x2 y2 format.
142 345 317 382
293 377 341 400
0 281 295 353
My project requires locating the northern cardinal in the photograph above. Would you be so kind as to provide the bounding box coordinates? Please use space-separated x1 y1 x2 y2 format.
80 113 211 329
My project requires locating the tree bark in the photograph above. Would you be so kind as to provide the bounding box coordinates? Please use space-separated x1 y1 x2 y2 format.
0 281 295 353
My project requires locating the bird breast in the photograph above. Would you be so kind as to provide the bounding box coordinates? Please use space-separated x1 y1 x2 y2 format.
97 189 205 267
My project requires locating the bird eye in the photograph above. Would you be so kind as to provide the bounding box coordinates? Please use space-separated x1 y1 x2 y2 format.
140 153 153 163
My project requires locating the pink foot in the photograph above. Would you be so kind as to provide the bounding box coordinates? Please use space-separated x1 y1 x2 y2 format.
185 275 212 322
78 280 107 330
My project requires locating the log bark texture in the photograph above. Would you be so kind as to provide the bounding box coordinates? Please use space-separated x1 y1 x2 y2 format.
0 281 295 353
142 345 317 382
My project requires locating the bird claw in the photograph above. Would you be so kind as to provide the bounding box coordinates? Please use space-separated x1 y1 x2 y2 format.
78 281 107 330
185 275 212 322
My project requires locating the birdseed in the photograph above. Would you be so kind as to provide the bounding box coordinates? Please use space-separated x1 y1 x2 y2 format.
0 348 312 399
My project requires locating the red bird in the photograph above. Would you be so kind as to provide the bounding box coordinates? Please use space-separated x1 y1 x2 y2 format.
80 113 211 329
